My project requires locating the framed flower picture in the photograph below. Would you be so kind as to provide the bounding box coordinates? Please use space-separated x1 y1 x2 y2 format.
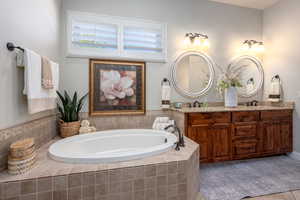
89 59 146 116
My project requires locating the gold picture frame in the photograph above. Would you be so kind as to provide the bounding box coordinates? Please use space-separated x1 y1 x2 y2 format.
89 59 146 116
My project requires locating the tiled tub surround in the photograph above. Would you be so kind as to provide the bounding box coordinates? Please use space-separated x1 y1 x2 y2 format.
0 138 200 200
0 110 172 171
0 114 57 171
80 110 171 131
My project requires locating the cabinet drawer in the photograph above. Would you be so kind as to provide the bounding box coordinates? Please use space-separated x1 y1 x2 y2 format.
233 123 258 139
188 112 231 125
261 110 292 121
232 111 259 122
233 140 259 156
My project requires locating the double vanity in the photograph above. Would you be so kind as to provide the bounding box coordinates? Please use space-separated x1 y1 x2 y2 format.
171 103 294 163
168 48 293 164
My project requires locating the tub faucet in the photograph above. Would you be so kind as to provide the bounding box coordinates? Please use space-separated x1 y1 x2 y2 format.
164 124 185 151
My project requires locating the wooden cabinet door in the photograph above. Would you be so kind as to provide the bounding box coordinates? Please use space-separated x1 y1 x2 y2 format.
210 124 232 162
261 121 280 154
278 121 293 153
187 125 212 163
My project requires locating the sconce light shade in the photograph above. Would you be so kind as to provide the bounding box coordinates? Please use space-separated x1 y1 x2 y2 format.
253 42 265 52
203 38 210 48
241 42 250 51
184 33 209 49
241 40 265 53
194 37 202 46
184 36 191 46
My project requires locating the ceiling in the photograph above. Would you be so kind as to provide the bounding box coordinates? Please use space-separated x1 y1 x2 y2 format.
208 0 280 10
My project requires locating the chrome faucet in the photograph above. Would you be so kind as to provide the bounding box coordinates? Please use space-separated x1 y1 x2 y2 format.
164 124 185 151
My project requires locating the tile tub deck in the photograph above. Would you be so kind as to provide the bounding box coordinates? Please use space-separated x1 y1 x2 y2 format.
0 137 200 200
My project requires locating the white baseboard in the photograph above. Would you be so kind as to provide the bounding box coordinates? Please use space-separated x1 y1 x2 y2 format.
288 151 300 160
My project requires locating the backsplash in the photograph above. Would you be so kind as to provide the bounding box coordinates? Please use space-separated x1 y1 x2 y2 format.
0 115 57 171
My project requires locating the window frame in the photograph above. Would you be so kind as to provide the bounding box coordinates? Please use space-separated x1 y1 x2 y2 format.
66 11 167 63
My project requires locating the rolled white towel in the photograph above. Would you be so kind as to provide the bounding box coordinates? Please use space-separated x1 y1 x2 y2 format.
157 117 170 123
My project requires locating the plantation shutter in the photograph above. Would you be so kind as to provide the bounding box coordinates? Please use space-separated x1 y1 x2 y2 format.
67 11 167 62
123 26 163 53
71 21 118 50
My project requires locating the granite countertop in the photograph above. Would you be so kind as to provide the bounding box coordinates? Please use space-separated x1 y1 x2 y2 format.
170 102 295 113
0 137 198 183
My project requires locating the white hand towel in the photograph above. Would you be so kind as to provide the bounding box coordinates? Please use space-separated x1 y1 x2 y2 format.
24 49 59 114
16 51 24 67
268 79 281 102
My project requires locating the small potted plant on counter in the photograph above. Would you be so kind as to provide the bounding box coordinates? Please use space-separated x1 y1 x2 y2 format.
57 91 88 138
216 64 244 107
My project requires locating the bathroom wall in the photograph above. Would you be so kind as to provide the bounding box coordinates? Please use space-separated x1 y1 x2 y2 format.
0 0 62 171
263 0 300 153
60 0 263 111
0 0 62 130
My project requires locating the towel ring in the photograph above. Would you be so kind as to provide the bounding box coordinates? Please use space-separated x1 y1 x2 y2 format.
161 78 171 86
271 75 281 83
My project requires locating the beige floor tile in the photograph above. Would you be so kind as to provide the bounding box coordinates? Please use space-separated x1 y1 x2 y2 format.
198 192 206 200
246 192 295 200
292 190 300 200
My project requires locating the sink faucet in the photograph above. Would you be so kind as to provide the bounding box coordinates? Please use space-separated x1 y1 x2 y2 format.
164 124 185 151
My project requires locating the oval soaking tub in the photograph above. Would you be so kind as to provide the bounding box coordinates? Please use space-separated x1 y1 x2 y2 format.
49 129 177 164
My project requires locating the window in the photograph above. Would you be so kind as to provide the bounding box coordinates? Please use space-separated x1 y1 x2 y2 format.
67 11 167 62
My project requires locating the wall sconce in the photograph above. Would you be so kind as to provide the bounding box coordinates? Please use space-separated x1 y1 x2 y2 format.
241 40 265 52
184 33 209 48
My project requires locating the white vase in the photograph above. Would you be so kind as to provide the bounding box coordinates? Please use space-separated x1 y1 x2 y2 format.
224 87 238 107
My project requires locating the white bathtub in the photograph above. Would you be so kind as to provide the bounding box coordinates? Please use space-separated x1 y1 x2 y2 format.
48 129 177 164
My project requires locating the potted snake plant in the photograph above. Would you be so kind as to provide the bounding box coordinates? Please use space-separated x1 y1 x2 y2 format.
56 91 88 138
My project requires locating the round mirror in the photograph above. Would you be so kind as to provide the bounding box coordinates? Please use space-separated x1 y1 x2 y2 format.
171 51 215 98
229 55 264 98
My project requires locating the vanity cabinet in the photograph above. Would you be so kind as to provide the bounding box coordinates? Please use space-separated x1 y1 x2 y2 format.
260 110 293 155
211 124 232 162
188 123 232 163
187 112 232 162
185 109 293 163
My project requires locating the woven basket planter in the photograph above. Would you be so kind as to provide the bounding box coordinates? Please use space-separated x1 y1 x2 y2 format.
59 120 81 138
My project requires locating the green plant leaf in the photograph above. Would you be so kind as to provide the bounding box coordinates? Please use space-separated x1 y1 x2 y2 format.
64 90 72 105
72 92 78 106
57 103 65 121
56 91 66 105
56 91 88 122
77 93 88 113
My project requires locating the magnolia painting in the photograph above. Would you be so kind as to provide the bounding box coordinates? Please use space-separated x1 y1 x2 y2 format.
100 70 136 105
89 60 145 116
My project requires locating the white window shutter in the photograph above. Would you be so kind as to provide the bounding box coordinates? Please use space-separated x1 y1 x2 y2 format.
66 11 167 62
72 21 118 50
123 26 163 53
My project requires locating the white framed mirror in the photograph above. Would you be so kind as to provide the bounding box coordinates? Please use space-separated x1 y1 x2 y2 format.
229 55 264 98
171 51 215 98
